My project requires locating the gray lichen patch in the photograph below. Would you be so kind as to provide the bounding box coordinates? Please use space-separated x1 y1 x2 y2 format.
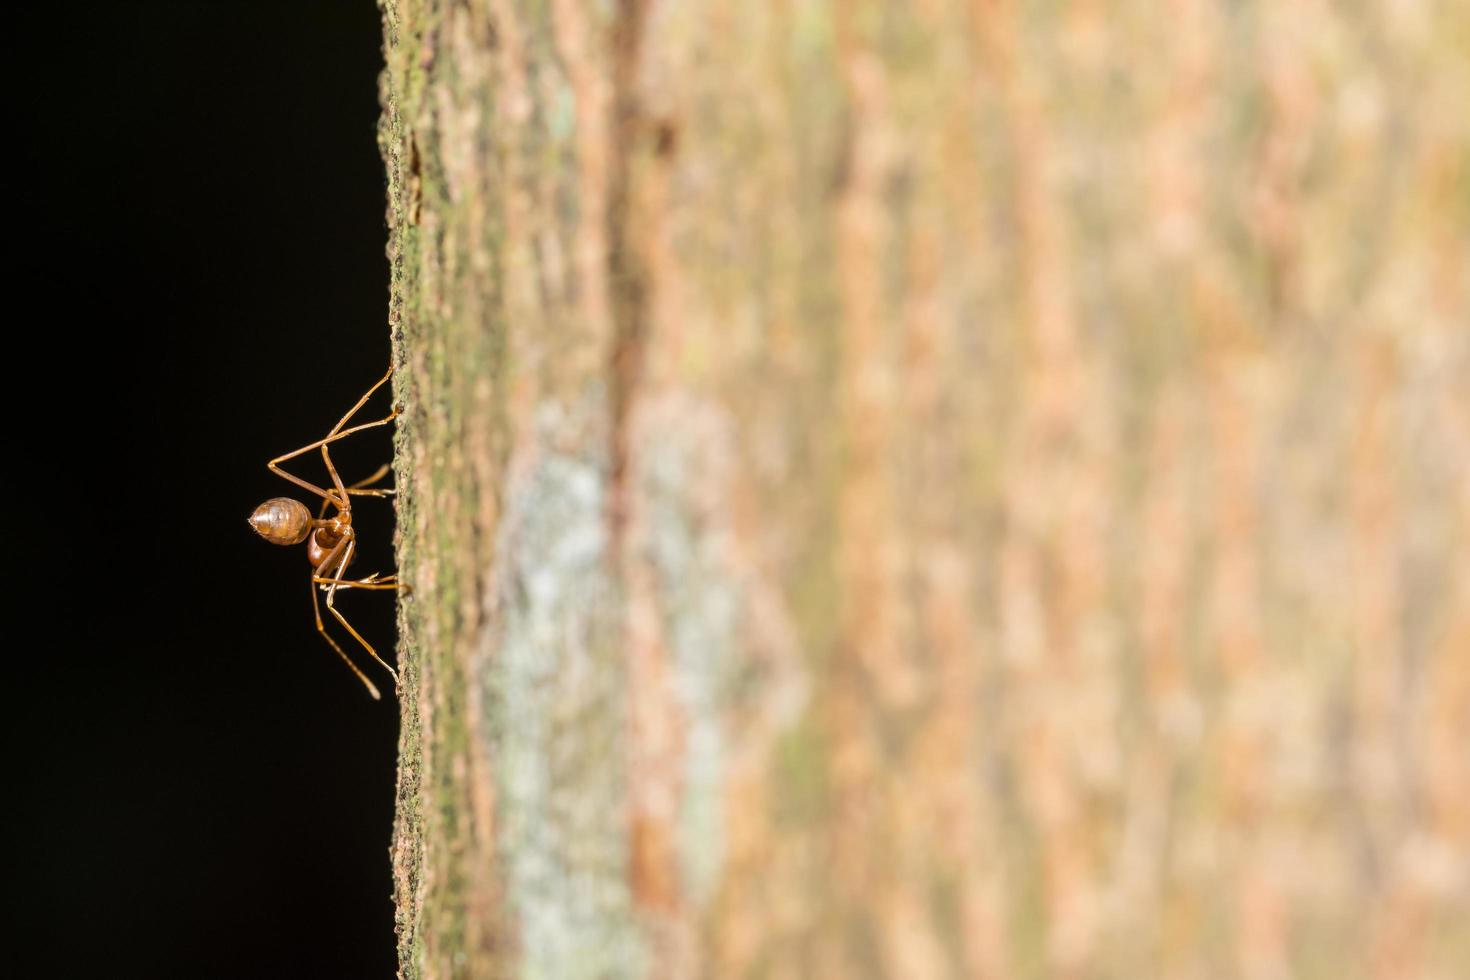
489 404 646 980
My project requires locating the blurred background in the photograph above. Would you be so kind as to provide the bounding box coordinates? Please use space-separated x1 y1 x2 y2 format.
16 3 398 975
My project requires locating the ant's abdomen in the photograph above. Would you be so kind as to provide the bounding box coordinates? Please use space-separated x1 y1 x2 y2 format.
248 497 313 546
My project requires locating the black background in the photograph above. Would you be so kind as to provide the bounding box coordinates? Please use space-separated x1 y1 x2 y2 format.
18 3 401 976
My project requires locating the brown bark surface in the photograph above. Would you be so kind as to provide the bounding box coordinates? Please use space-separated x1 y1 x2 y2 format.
379 1 1470 977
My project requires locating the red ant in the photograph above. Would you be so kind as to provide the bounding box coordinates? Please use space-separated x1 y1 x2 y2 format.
247 367 408 699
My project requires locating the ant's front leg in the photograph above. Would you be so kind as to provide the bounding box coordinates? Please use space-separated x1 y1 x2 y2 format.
313 573 408 592
307 538 382 700
323 537 400 684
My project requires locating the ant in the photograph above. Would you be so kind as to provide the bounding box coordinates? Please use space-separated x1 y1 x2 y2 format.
247 366 408 699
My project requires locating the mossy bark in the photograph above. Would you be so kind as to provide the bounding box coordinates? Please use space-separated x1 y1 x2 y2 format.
379 1 1470 977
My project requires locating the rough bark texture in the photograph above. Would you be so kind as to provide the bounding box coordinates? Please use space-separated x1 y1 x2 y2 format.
379 1 1470 977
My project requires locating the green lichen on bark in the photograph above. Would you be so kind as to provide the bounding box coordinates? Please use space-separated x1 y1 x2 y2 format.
381 0 648 975
382 0 512 970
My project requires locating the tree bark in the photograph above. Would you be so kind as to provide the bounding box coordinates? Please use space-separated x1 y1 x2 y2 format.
379 1 1470 977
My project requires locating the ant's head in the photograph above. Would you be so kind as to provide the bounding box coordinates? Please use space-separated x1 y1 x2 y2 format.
248 496 313 547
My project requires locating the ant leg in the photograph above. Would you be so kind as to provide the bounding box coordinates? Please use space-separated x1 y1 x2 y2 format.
315 569 403 585
309 465 396 527
314 574 409 591
268 413 398 507
333 467 396 499
346 464 397 496
327 366 394 439
322 411 399 506
320 368 395 504
349 463 393 492
310 574 381 700
322 447 348 512
308 533 381 698
325 536 401 684
343 486 395 498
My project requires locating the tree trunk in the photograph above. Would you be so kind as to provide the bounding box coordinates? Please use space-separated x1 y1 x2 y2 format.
379 1 1470 977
